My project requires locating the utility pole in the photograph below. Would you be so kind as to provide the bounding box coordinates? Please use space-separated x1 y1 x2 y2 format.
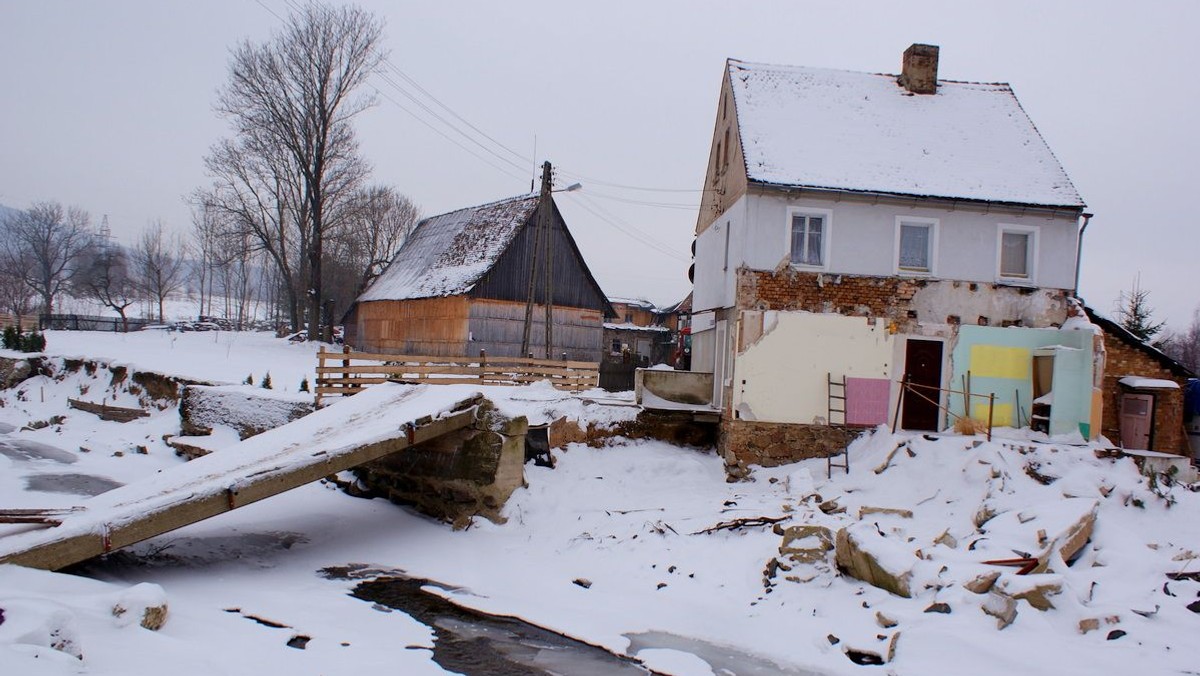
521 161 553 357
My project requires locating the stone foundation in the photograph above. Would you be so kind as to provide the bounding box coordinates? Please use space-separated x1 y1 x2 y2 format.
354 402 528 527
720 419 858 473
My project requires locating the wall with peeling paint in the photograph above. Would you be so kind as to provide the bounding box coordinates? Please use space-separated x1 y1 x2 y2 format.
731 312 895 424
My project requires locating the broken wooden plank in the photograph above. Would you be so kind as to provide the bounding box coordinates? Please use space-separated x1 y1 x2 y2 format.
0 507 86 525
0 393 484 571
68 398 150 423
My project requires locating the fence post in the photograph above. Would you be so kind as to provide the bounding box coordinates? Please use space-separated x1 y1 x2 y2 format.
892 375 907 433
480 349 487 384
315 350 325 407
987 393 995 442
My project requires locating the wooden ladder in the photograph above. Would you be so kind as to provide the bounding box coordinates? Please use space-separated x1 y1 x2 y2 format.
826 373 850 478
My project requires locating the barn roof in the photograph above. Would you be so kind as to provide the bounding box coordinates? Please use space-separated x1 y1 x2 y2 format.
728 59 1085 209
357 194 539 302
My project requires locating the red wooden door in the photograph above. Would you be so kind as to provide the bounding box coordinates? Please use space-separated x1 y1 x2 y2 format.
1120 393 1154 449
902 339 943 431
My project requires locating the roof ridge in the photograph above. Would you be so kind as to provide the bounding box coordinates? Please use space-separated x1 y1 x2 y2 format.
419 191 538 225
728 58 1011 89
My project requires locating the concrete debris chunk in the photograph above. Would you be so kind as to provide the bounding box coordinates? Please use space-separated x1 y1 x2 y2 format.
835 524 915 598
982 590 1017 629
858 506 914 520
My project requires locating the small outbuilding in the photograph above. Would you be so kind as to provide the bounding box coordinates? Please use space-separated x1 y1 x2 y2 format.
1085 306 1194 453
344 193 613 361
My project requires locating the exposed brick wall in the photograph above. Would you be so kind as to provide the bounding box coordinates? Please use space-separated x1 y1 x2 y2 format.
738 268 920 323
735 268 1069 333
1101 334 1189 454
719 418 858 473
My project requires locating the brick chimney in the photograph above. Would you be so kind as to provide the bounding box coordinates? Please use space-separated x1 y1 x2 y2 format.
898 43 939 95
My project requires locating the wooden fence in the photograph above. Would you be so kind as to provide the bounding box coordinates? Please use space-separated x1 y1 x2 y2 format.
0 314 39 330
316 348 601 404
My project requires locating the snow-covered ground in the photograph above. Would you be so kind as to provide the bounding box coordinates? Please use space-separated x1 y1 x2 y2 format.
1 331 1198 675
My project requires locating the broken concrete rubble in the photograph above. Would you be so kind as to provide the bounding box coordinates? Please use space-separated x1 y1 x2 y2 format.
982 590 1017 629
834 523 915 598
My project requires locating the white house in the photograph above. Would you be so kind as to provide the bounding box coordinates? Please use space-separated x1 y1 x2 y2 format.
684 44 1102 472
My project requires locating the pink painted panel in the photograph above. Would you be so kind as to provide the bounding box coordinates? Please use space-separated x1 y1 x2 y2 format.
845 377 891 426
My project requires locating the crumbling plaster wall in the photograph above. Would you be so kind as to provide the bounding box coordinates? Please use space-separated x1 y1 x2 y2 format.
732 312 894 425
737 268 1070 333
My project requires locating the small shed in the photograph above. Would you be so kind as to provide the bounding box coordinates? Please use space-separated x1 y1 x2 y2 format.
345 193 613 361
1085 306 1194 453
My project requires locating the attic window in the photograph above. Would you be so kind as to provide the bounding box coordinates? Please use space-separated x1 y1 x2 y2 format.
722 128 730 169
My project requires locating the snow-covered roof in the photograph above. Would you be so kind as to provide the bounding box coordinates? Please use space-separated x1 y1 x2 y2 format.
728 60 1085 209
1118 376 1180 390
603 322 670 333
357 194 539 302
608 297 657 310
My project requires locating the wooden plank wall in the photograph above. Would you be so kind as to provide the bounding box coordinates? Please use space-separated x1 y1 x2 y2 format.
315 348 600 401
469 298 603 362
354 297 471 356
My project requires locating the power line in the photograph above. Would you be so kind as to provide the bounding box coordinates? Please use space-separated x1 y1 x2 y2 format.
370 85 528 184
563 193 689 263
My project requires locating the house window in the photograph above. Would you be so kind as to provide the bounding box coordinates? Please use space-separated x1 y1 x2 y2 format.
610 339 622 355
789 210 830 267
997 224 1037 282
896 217 937 274
722 128 730 169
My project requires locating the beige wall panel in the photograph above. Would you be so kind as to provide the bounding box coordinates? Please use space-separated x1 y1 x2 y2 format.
732 311 895 424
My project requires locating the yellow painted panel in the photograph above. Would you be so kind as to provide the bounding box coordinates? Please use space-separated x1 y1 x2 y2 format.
969 346 1030 380
972 402 1014 427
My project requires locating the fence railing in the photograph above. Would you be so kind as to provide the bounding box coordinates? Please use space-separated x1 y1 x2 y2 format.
315 347 601 404
893 374 996 440
39 314 153 332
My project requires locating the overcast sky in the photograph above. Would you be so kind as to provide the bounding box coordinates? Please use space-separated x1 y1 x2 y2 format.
2 1 1196 329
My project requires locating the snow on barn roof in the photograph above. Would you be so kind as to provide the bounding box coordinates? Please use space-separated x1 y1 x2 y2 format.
728 59 1085 209
357 194 539 302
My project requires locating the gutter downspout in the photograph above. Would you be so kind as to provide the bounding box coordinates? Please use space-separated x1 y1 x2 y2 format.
1073 212 1094 298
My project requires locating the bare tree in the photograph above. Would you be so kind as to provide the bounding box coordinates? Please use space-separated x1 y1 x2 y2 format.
1161 308 1200 374
0 250 37 322
133 221 187 322
197 135 310 332
0 201 93 317
214 1 384 341
79 242 137 331
323 185 419 318
343 185 419 291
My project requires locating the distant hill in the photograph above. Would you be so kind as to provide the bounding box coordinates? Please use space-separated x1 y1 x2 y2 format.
0 203 22 222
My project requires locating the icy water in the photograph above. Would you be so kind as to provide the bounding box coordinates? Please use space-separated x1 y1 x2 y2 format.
0 437 77 463
340 571 649 675
25 472 123 496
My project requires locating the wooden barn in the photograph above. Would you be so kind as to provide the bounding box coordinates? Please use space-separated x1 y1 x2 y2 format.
344 193 613 362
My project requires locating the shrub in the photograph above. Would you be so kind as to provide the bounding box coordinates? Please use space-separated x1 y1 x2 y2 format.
261 372 272 390
299 377 310 393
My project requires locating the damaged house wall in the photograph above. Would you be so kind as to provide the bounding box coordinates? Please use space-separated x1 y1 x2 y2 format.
732 312 894 424
950 326 1096 437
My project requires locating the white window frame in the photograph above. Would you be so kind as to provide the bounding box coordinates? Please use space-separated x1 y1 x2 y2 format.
996 223 1039 284
894 216 939 276
785 206 833 271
